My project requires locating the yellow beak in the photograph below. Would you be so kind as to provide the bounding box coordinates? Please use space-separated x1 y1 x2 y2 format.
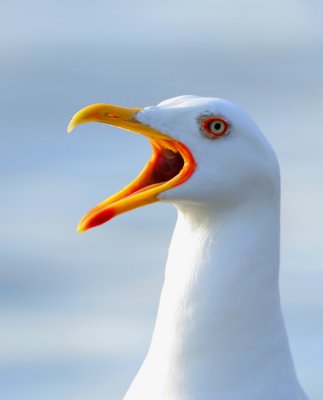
68 103 196 233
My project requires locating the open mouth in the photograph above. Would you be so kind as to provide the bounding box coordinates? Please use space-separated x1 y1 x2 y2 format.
128 146 185 195
67 103 196 232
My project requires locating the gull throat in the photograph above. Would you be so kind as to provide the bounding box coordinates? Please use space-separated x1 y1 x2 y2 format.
124 198 304 399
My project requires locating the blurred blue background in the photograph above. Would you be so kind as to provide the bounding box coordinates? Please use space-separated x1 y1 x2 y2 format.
1 0 322 399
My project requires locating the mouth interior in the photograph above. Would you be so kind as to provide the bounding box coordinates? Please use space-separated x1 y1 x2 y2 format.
147 148 184 186
127 145 185 198
76 135 195 232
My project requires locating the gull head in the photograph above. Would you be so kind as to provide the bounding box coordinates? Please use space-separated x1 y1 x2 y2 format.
68 95 279 232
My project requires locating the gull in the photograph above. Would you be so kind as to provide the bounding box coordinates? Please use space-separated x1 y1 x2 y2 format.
68 95 308 400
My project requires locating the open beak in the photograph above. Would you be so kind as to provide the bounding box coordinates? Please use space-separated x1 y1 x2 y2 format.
68 103 196 232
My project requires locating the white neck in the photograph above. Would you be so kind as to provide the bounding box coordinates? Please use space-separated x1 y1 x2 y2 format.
124 197 304 400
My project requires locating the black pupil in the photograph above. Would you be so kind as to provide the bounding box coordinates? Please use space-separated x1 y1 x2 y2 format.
213 122 222 131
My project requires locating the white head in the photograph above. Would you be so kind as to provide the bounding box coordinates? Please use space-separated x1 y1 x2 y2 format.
138 95 280 209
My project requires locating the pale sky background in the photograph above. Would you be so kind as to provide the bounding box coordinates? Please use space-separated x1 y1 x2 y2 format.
1 1 323 399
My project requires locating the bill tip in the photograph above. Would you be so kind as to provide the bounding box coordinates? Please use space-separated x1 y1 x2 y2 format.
67 122 75 133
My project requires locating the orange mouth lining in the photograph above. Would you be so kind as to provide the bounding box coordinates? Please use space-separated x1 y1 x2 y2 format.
77 137 196 232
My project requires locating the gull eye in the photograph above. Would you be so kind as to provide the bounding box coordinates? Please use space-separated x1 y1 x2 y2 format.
202 117 230 139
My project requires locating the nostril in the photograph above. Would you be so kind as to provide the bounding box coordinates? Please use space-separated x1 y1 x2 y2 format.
106 113 120 118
